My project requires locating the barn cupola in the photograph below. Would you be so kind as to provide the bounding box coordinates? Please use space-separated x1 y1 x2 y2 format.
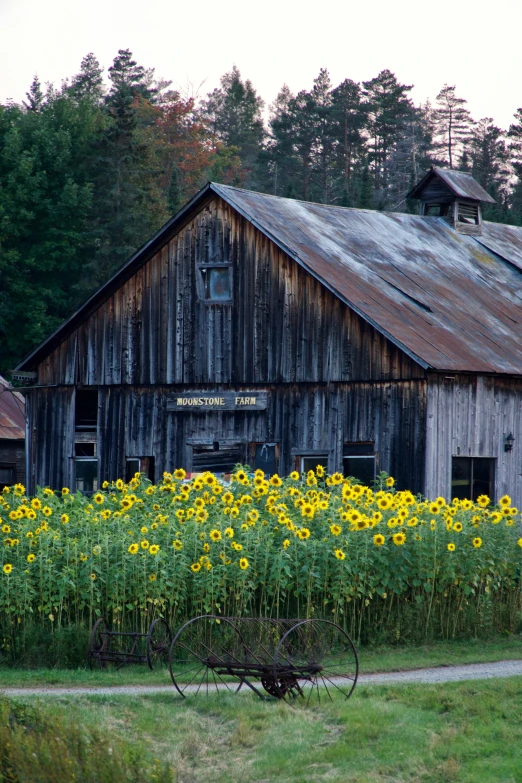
407 167 495 236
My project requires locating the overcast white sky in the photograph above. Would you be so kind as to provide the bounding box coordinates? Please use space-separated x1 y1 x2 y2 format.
0 0 521 129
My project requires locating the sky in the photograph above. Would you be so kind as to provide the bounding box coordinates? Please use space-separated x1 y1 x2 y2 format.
0 0 521 130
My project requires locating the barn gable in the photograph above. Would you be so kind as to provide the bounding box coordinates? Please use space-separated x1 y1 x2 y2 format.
25 194 423 388
17 181 522 378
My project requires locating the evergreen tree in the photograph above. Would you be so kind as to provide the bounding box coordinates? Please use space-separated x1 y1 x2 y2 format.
330 78 367 203
362 70 413 195
508 108 522 222
201 66 265 188
433 84 474 169
69 53 104 103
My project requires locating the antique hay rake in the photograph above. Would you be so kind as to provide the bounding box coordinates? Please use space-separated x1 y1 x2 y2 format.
168 616 358 703
88 617 172 670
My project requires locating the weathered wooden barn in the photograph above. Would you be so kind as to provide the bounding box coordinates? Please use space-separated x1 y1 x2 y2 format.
14 167 522 503
0 375 25 486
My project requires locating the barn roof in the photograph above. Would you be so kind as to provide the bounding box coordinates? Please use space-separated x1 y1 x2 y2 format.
407 166 496 203
0 376 25 440
15 182 522 375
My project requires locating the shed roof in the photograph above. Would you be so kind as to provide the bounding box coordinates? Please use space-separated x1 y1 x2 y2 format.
15 182 522 375
408 167 496 203
0 376 25 440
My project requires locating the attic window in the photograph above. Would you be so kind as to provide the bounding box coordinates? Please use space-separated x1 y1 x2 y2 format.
196 265 232 303
456 202 480 225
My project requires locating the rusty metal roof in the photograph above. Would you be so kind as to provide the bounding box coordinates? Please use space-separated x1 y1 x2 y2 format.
15 181 522 375
0 376 25 440
408 167 496 203
213 184 522 373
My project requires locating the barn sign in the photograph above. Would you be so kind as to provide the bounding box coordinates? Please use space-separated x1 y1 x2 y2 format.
167 392 268 411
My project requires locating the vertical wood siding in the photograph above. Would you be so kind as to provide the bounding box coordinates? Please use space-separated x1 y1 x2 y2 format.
425 374 522 504
28 196 429 492
37 197 424 388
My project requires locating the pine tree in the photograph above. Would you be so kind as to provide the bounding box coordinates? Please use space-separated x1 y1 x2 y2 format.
362 70 413 194
69 53 104 103
23 75 45 112
330 78 367 202
432 84 474 169
201 66 265 188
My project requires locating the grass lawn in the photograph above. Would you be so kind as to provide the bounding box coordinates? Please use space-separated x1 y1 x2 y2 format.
8 677 522 783
0 634 520 688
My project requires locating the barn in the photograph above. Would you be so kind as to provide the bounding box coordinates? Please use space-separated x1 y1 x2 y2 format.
14 167 522 504
0 375 25 487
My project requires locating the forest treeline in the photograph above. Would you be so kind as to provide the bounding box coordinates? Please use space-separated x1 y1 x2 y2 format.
2 49 522 374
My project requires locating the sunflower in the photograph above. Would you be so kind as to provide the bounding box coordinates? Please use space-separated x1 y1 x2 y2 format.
128 543 139 554
140 526 148 534
447 543 456 552
472 537 482 548
334 549 345 560
499 495 511 508
385 477 395 487
270 475 283 487
92 545 101 555
172 540 183 550
42 507 52 517
3 563 12 574
174 468 186 480
90 573 96 580
141 540 149 549
477 494 490 508
224 527 234 538
518 538 522 547
290 471 300 481
93 493 104 505
191 563 201 573
239 557 249 570
330 524 342 536
61 487 70 495
31 498 41 510
283 539 291 549
61 514 69 525
373 534 385 546
1 525 10 534
149 545 160 555
392 532 406 546
149 574 157 582
377 497 391 511
296 528 311 540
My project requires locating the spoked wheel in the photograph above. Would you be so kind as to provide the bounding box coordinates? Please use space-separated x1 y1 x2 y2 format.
168 616 240 698
146 619 172 670
88 617 109 669
272 619 358 703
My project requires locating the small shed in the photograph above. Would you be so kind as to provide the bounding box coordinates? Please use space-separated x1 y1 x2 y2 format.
0 376 25 486
14 168 522 503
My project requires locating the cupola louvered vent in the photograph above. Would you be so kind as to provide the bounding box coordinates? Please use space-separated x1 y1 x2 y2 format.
407 167 495 237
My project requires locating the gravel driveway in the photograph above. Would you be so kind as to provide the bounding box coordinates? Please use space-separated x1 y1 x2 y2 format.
1 659 522 698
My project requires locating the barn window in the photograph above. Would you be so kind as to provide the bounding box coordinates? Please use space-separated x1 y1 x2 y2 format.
196 265 232 302
75 389 98 432
191 442 245 474
126 457 155 483
451 457 495 502
0 464 15 485
251 443 279 477
295 454 328 474
74 459 98 494
343 443 376 485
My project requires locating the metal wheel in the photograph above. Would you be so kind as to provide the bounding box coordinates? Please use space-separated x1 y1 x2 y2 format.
168 616 239 698
272 619 358 703
87 617 109 669
146 618 172 669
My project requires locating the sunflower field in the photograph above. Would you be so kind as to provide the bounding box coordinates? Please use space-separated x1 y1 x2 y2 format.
1 468 521 659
